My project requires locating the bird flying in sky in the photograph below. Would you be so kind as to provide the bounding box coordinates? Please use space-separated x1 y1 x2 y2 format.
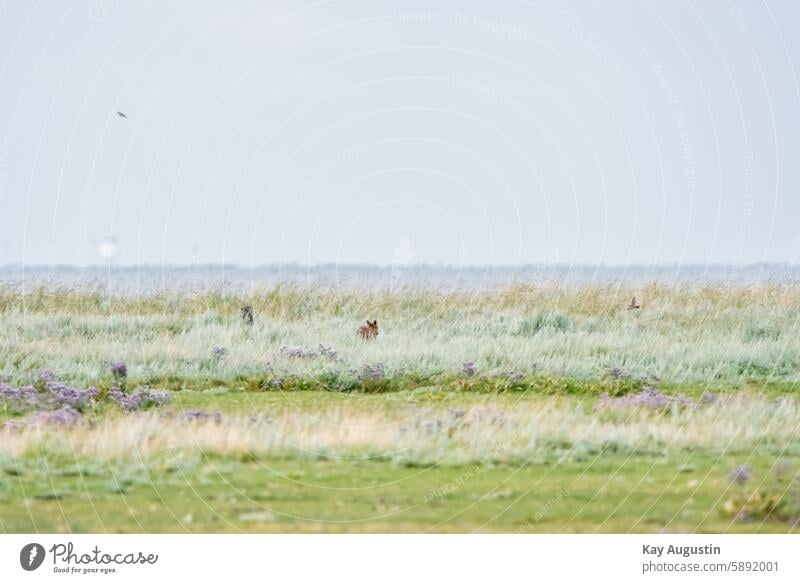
116 111 127 118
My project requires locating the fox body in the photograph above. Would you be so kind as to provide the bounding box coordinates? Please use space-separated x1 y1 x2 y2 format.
357 320 378 339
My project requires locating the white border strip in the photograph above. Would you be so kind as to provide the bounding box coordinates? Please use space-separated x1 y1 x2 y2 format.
1 534 798 582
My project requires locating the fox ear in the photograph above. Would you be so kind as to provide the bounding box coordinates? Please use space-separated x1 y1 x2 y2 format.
372 320 378 326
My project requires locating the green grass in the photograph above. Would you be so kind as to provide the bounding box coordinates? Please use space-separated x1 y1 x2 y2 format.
2 285 800 532
1 451 794 533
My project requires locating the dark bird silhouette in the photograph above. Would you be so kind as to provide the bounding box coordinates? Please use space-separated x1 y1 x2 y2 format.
116 111 127 119
627 296 641 310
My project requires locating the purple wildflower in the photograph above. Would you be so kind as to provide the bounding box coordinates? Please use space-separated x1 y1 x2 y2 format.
0 384 39 406
359 363 385 382
109 386 170 411
181 409 224 424
316 344 340 360
45 382 99 411
37 369 57 383
3 419 27 432
144 389 171 406
629 387 673 408
281 345 314 359
728 464 753 486
6 407 82 428
700 391 718 404
1 381 99 415
280 343 340 360
212 346 227 361
109 361 128 380
31 407 81 427
462 362 477 377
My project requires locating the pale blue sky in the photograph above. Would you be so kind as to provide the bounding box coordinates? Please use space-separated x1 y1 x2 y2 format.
1 0 799 266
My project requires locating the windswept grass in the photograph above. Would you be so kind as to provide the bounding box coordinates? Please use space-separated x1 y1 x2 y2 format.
1 283 800 389
3 394 799 463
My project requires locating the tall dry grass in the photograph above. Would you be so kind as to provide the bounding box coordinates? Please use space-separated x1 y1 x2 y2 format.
4 396 799 465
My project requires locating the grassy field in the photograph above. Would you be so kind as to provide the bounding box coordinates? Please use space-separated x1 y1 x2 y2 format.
1 284 800 533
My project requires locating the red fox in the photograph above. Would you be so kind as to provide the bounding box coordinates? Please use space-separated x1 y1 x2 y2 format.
357 320 378 340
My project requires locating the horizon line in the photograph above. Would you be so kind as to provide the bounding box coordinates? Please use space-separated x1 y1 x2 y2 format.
1 261 798 270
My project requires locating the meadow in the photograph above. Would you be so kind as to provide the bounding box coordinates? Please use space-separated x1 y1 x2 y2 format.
1 283 799 532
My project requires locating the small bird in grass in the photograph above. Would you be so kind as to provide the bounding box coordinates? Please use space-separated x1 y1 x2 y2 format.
240 305 254 325
357 320 378 340
116 111 127 119
627 296 641 310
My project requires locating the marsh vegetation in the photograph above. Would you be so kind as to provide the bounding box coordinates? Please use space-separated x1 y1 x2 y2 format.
1 284 799 532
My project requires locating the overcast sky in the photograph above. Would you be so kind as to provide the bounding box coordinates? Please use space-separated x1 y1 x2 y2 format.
1 0 799 267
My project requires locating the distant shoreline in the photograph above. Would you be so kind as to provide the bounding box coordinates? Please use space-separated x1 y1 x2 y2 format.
1 263 799 293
